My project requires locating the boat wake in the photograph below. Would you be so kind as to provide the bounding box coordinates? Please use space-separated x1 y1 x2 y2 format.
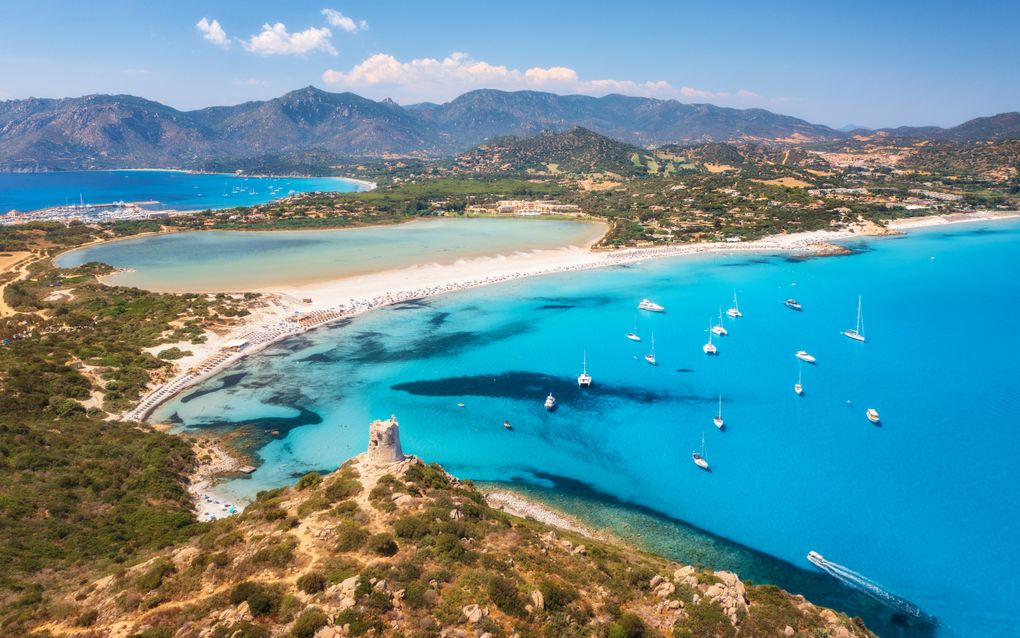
807 552 939 626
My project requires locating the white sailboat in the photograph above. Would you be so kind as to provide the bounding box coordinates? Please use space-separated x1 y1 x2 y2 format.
712 307 728 336
626 315 642 342
692 432 710 470
703 320 718 355
644 333 657 366
794 364 804 396
713 395 725 429
577 350 592 387
842 296 866 342
726 291 742 318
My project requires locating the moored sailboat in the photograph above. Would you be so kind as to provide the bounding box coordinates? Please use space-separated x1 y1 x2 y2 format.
794 365 804 396
577 350 592 387
712 307 728 336
842 296 866 342
692 432 710 470
703 321 718 355
713 394 725 429
626 315 642 342
644 333 657 366
726 291 742 318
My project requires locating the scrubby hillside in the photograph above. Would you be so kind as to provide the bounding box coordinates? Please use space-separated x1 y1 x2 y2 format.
42 451 874 638
452 127 647 177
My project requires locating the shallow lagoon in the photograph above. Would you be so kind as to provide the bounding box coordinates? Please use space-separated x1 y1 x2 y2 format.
57 218 606 292
156 221 1020 637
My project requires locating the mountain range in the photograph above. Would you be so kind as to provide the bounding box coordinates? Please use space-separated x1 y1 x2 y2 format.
1 86 1018 171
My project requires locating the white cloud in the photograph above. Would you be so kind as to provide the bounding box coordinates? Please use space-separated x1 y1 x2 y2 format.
122 68 151 76
196 17 229 48
322 52 744 103
321 8 367 33
243 23 337 56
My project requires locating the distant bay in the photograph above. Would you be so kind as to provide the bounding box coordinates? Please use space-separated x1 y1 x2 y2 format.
0 169 367 213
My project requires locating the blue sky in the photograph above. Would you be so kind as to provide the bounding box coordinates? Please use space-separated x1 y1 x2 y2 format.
0 0 1017 128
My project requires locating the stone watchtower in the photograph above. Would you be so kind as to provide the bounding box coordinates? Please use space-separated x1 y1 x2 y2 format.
367 415 405 465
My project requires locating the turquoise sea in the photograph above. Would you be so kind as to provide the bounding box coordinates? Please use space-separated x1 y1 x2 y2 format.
56 219 605 292
151 220 1020 637
0 169 365 213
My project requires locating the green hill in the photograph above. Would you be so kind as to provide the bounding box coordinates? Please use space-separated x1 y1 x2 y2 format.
453 127 647 176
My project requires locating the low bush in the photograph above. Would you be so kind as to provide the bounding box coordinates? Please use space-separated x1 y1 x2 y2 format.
296 472 322 490
290 607 328 638
297 571 327 595
335 525 369 552
367 533 398 556
487 574 525 617
609 612 647 638
229 582 281 617
135 559 175 592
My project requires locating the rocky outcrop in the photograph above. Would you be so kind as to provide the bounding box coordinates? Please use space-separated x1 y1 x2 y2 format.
44 418 875 638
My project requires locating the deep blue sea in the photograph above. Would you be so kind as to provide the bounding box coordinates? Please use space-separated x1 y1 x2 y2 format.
0 170 364 213
154 220 1020 638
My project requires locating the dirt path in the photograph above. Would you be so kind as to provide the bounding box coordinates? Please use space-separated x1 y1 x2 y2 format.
0 251 42 317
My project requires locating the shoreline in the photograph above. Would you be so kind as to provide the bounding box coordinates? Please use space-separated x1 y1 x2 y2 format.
483 489 603 540
124 209 1020 425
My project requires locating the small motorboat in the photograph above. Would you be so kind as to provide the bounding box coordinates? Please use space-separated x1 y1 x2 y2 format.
866 408 881 424
503 420 512 430
638 299 665 312
795 350 816 364
544 393 556 411
785 298 803 311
